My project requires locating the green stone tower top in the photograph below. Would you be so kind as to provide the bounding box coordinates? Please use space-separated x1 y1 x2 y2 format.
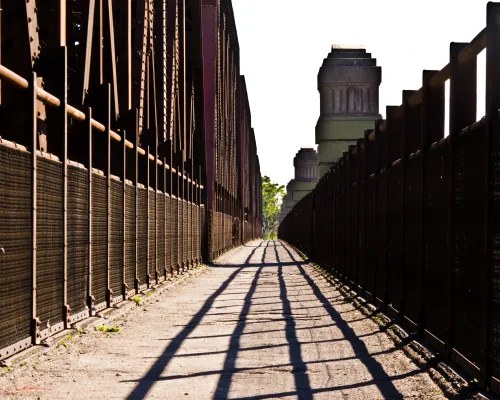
316 45 382 177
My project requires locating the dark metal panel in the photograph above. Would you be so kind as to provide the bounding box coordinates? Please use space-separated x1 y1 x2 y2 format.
423 141 450 351
91 172 107 309
357 181 365 291
452 124 488 377
110 177 124 302
375 171 387 306
37 155 64 332
157 192 166 278
490 116 500 385
183 200 188 265
171 197 179 270
403 154 422 329
0 143 32 356
125 182 136 293
166 195 172 275
67 162 89 317
349 185 358 284
148 187 156 283
386 163 403 314
137 186 148 288
364 176 376 297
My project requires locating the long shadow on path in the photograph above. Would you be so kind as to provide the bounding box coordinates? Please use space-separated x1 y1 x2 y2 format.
125 242 264 399
211 243 268 399
280 241 402 398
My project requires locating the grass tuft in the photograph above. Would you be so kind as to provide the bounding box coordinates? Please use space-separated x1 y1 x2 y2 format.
96 325 120 333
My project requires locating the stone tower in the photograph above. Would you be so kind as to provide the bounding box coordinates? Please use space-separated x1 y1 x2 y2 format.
316 45 382 177
279 148 318 223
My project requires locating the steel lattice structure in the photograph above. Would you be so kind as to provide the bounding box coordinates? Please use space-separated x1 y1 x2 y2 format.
0 0 262 361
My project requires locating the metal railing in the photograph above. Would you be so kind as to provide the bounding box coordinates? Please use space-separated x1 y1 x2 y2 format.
280 2 500 395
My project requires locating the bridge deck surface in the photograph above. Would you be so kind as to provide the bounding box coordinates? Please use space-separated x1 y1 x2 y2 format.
0 240 445 399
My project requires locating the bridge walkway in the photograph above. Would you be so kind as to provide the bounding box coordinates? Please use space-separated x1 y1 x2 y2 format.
0 241 444 399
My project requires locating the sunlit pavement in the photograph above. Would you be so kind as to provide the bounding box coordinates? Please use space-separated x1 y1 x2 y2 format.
0 240 445 399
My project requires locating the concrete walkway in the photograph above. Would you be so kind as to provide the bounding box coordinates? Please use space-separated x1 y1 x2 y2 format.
0 240 445 399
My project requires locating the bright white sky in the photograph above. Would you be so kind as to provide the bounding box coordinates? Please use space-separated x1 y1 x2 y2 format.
232 0 488 186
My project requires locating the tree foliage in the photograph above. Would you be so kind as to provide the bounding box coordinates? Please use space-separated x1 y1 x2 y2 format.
262 175 286 240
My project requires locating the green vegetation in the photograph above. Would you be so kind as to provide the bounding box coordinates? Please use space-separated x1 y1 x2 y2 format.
132 295 142 305
262 175 286 239
96 325 120 333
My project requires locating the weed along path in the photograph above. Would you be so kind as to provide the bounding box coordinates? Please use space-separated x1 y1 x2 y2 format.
0 240 447 399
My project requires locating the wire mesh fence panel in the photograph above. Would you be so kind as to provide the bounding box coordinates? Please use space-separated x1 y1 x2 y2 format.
423 140 450 351
166 195 172 275
67 163 89 316
110 178 124 299
148 188 156 281
157 192 165 278
91 172 108 307
375 170 387 304
403 154 423 328
183 201 188 265
37 156 64 331
386 163 404 314
452 125 488 377
125 183 136 292
349 185 358 284
171 198 178 269
137 186 148 288
0 144 32 356
201 206 205 259
339 192 348 277
364 176 376 297
357 181 366 290
490 118 500 385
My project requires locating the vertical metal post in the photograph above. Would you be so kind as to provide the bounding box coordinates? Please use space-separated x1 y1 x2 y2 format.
178 165 181 272
164 157 168 278
146 146 151 287
195 179 199 264
154 148 158 284
134 111 139 292
191 175 193 266
122 131 127 300
170 148 173 276
187 172 190 267
0 0 2 104
60 47 69 328
105 84 112 307
87 107 94 314
31 72 39 344
60 0 67 47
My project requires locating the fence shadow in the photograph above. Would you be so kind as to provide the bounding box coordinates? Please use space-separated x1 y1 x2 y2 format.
125 240 404 399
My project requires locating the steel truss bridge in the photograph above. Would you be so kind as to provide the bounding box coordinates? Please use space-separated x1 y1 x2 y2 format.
0 0 262 361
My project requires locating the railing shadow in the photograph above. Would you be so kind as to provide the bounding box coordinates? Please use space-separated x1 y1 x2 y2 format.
211 242 268 398
125 240 404 399
279 241 403 399
125 242 264 399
